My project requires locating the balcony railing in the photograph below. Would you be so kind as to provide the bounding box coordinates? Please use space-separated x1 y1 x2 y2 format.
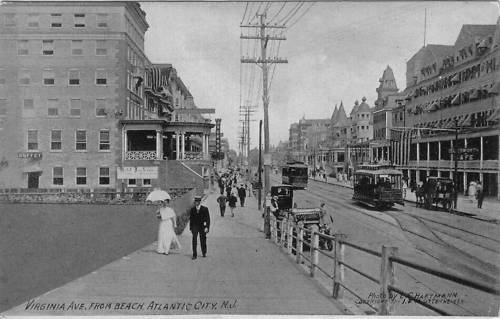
407 160 499 170
125 151 157 160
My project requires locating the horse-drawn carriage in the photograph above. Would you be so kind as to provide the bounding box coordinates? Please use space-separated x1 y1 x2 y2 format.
415 177 454 212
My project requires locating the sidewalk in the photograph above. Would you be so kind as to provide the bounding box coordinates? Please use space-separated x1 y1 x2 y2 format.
311 176 500 222
3 191 348 316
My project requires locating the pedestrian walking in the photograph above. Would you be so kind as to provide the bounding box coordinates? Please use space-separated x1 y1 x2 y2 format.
225 184 231 197
217 193 228 217
476 181 484 209
402 180 408 199
189 196 210 260
237 184 246 207
468 181 477 203
228 192 238 217
156 199 181 255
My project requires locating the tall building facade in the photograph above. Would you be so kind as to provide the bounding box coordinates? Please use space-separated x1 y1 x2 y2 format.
393 22 500 198
0 1 213 191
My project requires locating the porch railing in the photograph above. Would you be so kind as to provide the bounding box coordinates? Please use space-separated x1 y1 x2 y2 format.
270 214 499 316
183 151 205 160
125 151 157 160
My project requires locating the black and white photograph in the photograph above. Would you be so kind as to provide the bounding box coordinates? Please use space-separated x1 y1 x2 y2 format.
0 0 499 316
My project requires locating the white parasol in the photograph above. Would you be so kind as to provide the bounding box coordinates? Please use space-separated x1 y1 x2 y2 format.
146 189 171 202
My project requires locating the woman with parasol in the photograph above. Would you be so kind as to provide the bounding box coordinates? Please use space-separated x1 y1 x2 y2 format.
147 189 181 255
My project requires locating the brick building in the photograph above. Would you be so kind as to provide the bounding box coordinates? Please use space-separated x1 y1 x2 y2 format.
0 1 213 192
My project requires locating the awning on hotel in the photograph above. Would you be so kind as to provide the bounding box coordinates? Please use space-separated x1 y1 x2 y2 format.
22 164 43 174
486 107 500 123
489 82 500 95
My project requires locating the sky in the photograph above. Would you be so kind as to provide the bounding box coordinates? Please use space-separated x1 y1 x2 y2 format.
141 1 499 152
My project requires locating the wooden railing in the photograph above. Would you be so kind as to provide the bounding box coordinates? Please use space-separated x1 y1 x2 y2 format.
269 214 499 315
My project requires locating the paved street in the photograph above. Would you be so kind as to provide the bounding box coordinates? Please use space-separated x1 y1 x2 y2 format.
3 191 348 316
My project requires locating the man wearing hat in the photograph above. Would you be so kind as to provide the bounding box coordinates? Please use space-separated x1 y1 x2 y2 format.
189 196 211 259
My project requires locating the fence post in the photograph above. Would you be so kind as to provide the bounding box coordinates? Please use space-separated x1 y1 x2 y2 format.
280 218 286 247
296 221 304 264
310 224 319 277
287 218 293 255
333 233 346 299
378 246 398 315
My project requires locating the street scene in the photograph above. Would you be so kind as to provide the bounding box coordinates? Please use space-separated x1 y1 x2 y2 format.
0 0 499 316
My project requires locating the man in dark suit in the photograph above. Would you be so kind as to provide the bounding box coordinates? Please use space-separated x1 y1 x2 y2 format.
189 196 210 260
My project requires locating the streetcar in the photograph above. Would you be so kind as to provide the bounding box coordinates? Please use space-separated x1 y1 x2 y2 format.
352 164 404 209
281 161 308 189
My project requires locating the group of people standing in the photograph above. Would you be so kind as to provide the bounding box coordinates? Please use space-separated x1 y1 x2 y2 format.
468 180 485 209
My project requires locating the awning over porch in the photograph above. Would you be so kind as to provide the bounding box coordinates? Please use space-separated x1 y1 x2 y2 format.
23 164 43 174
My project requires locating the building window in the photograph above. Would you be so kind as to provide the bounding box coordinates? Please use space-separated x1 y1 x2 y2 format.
53 167 64 185
76 167 87 185
0 99 6 116
47 99 59 117
143 179 151 186
96 99 106 116
99 129 110 151
95 40 107 56
99 167 110 185
51 129 62 150
0 69 5 85
96 13 108 28
76 130 86 151
70 99 81 117
74 13 85 28
50 13 62 27
42 40 54 55
95 69 107 85
68 69 80 85
42 69 55 86
17 40 29 55
27 129 38 150
4 13 16 27
71 40 83 55
19 69 31 85
128 179 136 186
27 14 39 28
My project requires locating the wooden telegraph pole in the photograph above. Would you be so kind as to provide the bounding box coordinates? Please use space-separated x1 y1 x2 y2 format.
241 13 288 199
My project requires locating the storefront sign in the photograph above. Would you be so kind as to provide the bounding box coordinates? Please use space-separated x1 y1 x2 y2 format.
117 166 158 179
18 152 42 159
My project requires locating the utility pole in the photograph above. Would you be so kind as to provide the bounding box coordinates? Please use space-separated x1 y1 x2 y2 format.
258 119 263 210
453 118 459 209
241 13 288 198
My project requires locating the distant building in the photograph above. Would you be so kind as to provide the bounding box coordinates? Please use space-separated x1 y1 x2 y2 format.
372 66 405 162
393 21 500 198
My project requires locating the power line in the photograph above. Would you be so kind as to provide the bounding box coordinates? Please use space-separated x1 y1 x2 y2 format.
288 2 316 29
240 2 249 25
277 2 301 25
268 2 287 24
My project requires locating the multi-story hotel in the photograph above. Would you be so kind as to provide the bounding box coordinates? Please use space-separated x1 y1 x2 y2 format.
0 1 214 191
393 21 500 198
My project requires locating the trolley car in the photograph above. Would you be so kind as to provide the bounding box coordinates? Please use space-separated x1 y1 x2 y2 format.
352 164 404 209
281 161 308 189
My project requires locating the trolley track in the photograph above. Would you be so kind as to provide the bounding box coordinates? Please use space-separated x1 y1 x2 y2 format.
302 179 500 284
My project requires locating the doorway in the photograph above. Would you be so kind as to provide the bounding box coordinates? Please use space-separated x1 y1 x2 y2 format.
27 172 39 189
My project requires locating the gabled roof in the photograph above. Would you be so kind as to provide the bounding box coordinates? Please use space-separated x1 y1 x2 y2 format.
331 105 339 122
454 24 497 48
334 102 350 127
350 100 360 116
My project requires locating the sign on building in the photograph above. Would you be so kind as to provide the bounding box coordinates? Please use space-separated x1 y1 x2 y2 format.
117 166 158 179
18 152 42 159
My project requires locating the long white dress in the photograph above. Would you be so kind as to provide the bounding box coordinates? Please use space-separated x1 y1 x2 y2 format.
157 207 181 254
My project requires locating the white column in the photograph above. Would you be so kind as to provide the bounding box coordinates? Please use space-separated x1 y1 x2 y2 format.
181 132 185 160
123 130 127 159
156 130 162 160
427 142 430 164
206 134 210 157
175 132 180 160
201 133 207 158
480 136 483 170
438 141 441 161
416 143 420 163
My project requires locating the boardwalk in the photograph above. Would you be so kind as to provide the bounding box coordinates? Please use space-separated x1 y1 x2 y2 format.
3 192 347 316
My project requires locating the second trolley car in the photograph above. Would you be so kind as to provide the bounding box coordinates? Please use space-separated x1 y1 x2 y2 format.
352 164 404 209
281 161 308 189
